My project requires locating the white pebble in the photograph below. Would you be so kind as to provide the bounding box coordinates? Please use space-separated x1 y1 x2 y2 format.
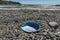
49 22 58 27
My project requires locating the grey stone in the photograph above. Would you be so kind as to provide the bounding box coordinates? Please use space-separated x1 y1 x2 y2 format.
48 22 58 29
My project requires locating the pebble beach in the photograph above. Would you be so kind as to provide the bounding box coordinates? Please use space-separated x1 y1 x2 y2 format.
0 8 60 40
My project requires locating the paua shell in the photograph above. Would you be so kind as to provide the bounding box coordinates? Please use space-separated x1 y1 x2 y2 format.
21 22 41 32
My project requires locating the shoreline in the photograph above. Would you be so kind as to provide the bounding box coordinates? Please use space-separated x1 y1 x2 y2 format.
0 8 60 10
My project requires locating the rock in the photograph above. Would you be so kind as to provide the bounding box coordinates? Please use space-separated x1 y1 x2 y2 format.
48 22 58 29
54 32 60 36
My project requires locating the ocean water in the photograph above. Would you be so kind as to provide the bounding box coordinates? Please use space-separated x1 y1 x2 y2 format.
0 5 21 8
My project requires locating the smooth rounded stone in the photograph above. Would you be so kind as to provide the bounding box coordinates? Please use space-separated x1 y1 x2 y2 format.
21 22 41 32
48 22 58 29
54 32 60 36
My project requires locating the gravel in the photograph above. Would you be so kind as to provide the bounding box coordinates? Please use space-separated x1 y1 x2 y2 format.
0 9 60 40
